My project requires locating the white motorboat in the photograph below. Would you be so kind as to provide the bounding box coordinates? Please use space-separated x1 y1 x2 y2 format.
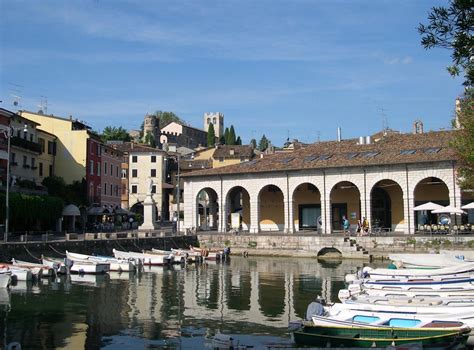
389 253 468 269
0 264 33 281
189 246 222 261
339 283 474 301
350 274 474 288
0 271 11 288
113 249 173 266
69 260 109 274
42 257 67 274
170 248 202 263
66 251 135 272
12 259 55 278
146 249 180 264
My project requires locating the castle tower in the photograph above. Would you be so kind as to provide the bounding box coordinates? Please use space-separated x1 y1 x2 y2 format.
143 114 161 148
204 112 224 138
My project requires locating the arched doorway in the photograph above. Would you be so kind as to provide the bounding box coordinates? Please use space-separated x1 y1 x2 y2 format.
293 183 321 232
196 188 219 231
414 177 449 226
371 180 404 231
330 181 360 232
226 186 250 232
258 185 284 232
130 201 144 225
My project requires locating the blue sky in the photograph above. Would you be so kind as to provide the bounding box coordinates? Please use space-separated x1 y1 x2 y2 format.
0 0 464 145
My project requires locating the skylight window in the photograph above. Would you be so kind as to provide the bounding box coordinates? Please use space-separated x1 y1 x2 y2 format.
424 147 441 154
281 157 295 164
304 155 318 162
361 152 379 158
346 153 359 159
318 154 332 161
400 149 417 155
242 160 258 166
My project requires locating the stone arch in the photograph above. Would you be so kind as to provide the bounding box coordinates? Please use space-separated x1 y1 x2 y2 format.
329 181 361 232
317 247 342 258
196 187 219 231
225 186 251 232
413 177 450 227
292 182 321 232
258 184 284 232
370 179 404 231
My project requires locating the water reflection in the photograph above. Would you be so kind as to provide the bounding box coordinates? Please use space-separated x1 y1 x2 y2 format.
1 256 362 349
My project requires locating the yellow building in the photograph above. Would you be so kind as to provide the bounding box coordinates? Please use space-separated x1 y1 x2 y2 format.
37 129 57 182
20 111 92 184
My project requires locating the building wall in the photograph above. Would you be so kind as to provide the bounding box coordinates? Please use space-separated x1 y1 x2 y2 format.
86 138 101 204
121 155 129 209
129 151 166 219
101 146 122 209
37 130 56 182
212 158 242 168
183 161 459 234
20 112 88 184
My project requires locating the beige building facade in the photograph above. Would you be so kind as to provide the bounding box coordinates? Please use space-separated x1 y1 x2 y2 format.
183 131 473 234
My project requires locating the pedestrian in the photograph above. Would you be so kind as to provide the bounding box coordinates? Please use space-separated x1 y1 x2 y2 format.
342 215 350 236
172 212 178 233
362 217 369 235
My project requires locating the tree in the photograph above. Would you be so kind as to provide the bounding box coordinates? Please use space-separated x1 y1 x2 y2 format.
451 88 474 189
219 135 226 145
144 131 156 148
228 125 236 145
207 123 216 146
101 126 131 142
223 127 229 145
258 134 270 151
236 136 242 145
418 0 474 86
154 111 187 128
250 138 257 149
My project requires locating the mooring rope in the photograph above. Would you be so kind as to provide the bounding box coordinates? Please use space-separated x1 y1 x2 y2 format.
24 245 42 261
49 244 66 256
115 240 126 251
133 240 142 252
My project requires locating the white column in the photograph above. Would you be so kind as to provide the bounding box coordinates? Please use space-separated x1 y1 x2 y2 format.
285 199 294 233
323 197 332 234
249 197 259 234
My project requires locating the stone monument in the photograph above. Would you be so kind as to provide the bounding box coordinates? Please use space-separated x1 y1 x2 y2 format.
138 178 159 231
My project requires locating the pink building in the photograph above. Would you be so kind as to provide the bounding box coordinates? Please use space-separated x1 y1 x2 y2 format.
100 144 123 210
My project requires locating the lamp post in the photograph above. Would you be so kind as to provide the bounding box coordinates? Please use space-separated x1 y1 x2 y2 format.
176 154 181 234
3 124 28 243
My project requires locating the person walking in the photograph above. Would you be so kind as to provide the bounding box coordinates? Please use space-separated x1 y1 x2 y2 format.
342 215 350 236
362 217 369 235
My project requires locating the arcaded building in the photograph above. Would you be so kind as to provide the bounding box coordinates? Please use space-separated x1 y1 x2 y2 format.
183 129 473 234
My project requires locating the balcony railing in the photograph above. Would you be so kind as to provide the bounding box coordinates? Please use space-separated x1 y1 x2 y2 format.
11 137 42 154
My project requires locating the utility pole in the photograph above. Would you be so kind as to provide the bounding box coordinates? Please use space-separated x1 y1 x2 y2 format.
176 154 181 234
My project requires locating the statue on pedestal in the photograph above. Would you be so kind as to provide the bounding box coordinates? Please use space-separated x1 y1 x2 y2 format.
147 177 153 195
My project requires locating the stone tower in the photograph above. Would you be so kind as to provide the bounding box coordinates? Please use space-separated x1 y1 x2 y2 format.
143 114 161 147
204 112 224 138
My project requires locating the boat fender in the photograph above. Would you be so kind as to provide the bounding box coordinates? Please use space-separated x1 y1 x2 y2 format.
338 289 351 301
306 301 325 320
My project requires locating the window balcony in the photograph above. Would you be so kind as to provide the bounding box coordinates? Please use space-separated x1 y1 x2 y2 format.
11 137 41 154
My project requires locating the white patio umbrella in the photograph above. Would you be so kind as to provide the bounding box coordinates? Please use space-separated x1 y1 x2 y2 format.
413 202 444 211
461 202 474 210
432 205 467 215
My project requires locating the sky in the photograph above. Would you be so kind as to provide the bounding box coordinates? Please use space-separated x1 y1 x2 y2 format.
0 0 465 146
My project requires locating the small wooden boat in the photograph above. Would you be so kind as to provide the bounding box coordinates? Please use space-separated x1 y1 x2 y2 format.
113 249 173 266
1 264 36 281
42 257 67 274
66 251 135 272
292 322 470 348
389 253 468 269
170 248 202 263
12 259 55 278
146 249 184 264
189 246 222 261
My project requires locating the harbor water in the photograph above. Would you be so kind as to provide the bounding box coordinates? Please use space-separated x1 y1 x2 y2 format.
1 256 365 349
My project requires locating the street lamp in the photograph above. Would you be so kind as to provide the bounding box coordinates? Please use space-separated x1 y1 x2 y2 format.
176 154 181 234
2 123 28 243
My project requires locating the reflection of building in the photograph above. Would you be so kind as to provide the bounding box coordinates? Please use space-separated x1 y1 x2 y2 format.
183 130 473 234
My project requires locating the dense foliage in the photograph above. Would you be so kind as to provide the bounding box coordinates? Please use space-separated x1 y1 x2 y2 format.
42 176 88 206
207 123 216 146
418 0 474 86
101 126 131 142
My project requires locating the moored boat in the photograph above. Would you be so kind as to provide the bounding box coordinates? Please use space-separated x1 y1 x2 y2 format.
66 251 135 272
12 258 55 277
113 249 173 265
291 321 470 348
1 264 35 281
42 257 67 274
389 253 468 269
170 248 202 263
0 271 11 288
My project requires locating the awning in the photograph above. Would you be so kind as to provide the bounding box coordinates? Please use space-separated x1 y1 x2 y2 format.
461 202 474 210
114 208 131 215
432 205 466 215
62 204 80 216
413 202 444 211
162 182 175 189
87 206 105 216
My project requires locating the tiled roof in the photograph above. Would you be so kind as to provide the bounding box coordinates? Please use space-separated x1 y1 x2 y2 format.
212 145 254 159
180 159 212 170
112 142 166 154
183 130 458 178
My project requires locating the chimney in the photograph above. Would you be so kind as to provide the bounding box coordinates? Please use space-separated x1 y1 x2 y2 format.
337 127 342 142
365 135 371 144
413 120 424 134
358 136 365 145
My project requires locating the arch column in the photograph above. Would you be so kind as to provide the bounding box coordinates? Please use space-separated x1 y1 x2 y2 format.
322 197 331 234
286 199 294 233
249 197 259 234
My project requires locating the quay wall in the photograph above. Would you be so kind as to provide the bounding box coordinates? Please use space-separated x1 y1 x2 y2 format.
197 233 474 259
0 235 198 262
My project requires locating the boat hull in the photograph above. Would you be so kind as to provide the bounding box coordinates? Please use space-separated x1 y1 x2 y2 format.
0 272 11 288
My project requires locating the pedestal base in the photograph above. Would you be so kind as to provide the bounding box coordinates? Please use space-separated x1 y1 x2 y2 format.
139 194 159 231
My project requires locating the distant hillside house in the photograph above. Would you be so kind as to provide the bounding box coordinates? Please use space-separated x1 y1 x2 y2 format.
160 122 207 149
182 130 473 234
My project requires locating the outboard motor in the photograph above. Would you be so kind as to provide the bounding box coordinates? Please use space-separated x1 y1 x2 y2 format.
305 298 325 321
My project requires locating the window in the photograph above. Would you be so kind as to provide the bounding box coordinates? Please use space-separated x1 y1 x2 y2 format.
151 155 156 163
97 162 100 176
121 169 127 179
49 164 53 176
11 153 16 164
90 160 94 175
346 153 359 159
30 133 33 142
23 155 27 166
39 138 45 153
132 155 137 163
110 164 113 175
132 169 138 177
425 147 441 154
47 141 55 155
39 162 43 176
151 169 156 177
104 162 107 175
104 183 107 195
110 184 112 195
31 157 36 169
23 131 27 140
131 185 137 194
151 185 156 194
116 166 119 177
400 149 416 155
361 151 379 158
